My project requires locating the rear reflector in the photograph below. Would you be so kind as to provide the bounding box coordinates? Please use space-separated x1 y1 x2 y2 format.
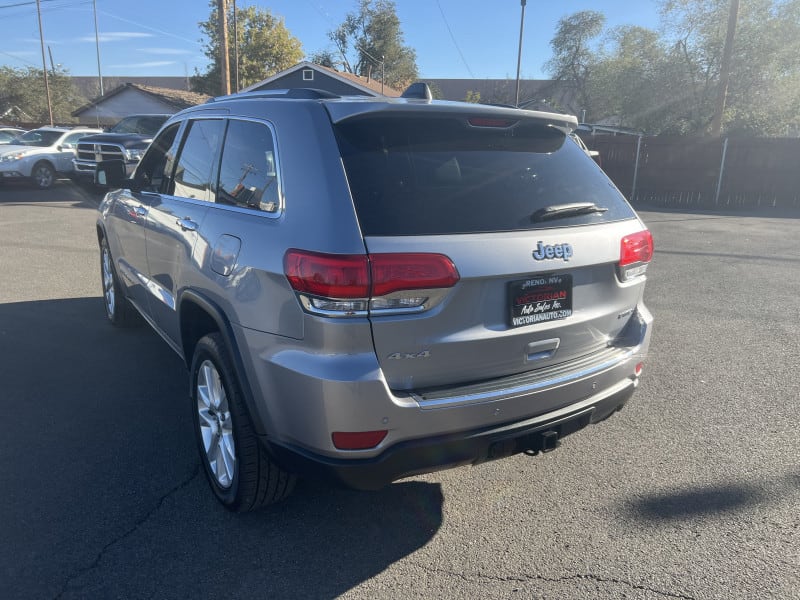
332 430 388 450
635 362 643 376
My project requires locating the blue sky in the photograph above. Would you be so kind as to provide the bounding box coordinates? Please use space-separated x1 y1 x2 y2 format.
0 0 661 80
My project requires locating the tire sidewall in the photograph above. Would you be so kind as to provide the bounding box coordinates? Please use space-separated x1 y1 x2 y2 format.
32 161 55 189
190 335 243 507
100 241 115 322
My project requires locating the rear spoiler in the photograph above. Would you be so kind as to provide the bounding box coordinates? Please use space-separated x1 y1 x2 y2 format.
324 101 578 134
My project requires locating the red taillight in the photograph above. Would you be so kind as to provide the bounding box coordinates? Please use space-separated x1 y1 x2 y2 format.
332 430 388 450
370 253 459 296
284 250 369 298
284 250 459 313
620 230 654 267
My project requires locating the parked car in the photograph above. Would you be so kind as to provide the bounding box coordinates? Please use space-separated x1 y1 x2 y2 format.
0 126 101 188
0 127 26 144
96 86 653 512
73 114 170 184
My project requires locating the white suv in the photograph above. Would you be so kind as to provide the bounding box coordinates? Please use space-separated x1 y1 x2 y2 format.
0 126 101 188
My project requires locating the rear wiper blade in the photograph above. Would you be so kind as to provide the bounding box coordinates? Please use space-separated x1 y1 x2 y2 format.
532 202 609 222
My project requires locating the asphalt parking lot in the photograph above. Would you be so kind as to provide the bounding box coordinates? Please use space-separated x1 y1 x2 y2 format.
1 180 798 600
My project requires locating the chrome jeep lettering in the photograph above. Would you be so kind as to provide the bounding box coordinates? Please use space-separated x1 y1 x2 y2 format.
533 241 573 261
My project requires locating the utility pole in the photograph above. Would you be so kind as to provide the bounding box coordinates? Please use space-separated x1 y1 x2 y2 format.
93 0 104 96
217 0 231 96
232 0 239 92
35 0 54 126
47 46 56 76
514 0 527 107
710 0 739 137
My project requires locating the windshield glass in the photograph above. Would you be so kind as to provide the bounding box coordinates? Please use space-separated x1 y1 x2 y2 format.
336 116 635 236
109 116 168 135
14 130 63 147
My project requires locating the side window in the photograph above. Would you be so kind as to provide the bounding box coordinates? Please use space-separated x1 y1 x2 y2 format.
63 132 87 146
217 119 281 213
134 123 180 193
171 119 224 202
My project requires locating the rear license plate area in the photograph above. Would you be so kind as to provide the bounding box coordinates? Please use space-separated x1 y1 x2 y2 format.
508 274 573 328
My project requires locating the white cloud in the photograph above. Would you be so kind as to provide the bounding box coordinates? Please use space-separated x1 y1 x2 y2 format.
138 48 193 56
78 32 154 43
106 61 176 69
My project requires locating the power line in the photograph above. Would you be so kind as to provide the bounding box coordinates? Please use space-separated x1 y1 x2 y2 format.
436 0 474 78
97 8 203 46
0 49 39 67
0 0 80 10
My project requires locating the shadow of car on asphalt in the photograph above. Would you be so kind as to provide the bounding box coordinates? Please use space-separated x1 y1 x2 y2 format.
0 179 103 209
0 297 443 600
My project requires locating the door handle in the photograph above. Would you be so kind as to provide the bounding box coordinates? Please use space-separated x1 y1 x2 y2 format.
526 338 560 362
176 217 198 232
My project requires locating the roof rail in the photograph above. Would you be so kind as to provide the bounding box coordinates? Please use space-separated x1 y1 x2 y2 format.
207 88 340 103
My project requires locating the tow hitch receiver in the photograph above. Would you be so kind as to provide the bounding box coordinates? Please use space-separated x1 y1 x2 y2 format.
541 430 559 452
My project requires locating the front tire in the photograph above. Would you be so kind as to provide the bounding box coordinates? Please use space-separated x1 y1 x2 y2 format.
191 333 295 511
31 161 56 189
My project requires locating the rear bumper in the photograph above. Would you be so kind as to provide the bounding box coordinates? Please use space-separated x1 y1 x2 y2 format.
236 304 652 487
266 379 636 490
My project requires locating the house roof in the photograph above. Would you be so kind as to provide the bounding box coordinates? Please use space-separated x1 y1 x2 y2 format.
241 61 403 97
72 83 210 116
70 76 190 101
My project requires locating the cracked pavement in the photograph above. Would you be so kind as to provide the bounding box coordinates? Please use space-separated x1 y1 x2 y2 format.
1 184 799 599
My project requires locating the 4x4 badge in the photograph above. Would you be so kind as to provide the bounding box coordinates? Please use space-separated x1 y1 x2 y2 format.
533 241 573 261
387 350 431 360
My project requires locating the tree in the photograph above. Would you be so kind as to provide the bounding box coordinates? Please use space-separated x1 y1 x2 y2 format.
316 0 418 91
464 90 481 103
587 26 681 131
0 66 81 125
546 1 800 136
544 11 606 115
192 2 304 95
655 0 800 134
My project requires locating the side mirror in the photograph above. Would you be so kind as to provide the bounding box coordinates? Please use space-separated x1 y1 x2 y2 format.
58 143 74 151
95 159 128 188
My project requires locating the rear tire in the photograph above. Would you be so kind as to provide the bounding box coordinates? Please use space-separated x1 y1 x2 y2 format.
191 333 295 511
100 237 139 327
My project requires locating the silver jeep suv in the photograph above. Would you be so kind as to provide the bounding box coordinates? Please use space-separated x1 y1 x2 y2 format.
96 87 653 511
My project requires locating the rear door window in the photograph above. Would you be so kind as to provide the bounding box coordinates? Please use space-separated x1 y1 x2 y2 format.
216 119 281 213
335 116 635 236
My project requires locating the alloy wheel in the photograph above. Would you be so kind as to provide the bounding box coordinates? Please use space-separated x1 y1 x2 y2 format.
33 164 54 188
101 246 115 318
196 359 236 488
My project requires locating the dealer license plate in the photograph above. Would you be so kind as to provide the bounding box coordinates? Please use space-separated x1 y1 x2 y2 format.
508 274 573 328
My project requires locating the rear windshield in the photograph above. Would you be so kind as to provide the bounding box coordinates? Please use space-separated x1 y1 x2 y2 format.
335 116 635 236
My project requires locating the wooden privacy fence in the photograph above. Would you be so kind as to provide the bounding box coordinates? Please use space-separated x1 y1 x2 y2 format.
581 134 800 209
